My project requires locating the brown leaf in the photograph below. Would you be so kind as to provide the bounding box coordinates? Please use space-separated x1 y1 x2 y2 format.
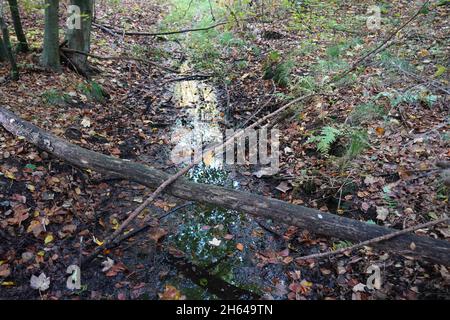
27 219 45 237
0 264 11 277
7 205 30 226
62 224 77 234
159 285 185 300
149 227 167 242
106 262 127 277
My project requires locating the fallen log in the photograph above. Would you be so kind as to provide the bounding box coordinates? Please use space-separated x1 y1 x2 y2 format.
1 106 449 265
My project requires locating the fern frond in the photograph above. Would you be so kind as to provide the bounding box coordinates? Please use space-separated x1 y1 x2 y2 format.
308 126 341 154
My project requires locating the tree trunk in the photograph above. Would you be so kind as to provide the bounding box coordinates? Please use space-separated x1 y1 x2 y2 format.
0 35 7 62
1 106 449 265
7 0 28 53
0 15 18 80
66 0 94 76
40 0 60 71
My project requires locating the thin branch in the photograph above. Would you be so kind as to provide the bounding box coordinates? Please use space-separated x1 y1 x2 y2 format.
296 217 449 261
61 47 179 73
93 21 227 37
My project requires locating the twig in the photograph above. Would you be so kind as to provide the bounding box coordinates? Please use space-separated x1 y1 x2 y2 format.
181 0 194 18
208 0 216 21
401 122 448 150
108 202 194 249
162 74 212 84
296 217 448 261
240 80 276 128
92 22 117 36
61 48 179 73
397 67 450 95
93 21 227 37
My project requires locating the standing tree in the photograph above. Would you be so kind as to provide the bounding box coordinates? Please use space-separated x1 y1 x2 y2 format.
40 0 60 71
7 0 29 52
0 35 7 61
0 5 18 80
66 0 94 76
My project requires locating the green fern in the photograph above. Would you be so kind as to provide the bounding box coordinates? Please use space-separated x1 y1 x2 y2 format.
308 126 341 154
77 81 106 103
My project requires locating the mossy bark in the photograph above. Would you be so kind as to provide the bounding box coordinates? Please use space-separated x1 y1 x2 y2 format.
7 0 29 53
40 0 61 72
66 0 94 76
0 15 19 80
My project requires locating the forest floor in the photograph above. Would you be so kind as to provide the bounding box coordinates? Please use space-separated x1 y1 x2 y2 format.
0 0 449 299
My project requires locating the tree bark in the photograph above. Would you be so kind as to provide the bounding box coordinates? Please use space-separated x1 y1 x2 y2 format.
0 35 7 62
40 0 60 71
0 106 449 265
7 0 28 53
0 15 18 80
66 0 93 76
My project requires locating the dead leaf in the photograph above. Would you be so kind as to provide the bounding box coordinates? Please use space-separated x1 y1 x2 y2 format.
376 207 389 221
159 285 185 300
81 117 91 128
0 264 11 277
30 273 50 291
352 283 366 292
7 205 30 226
149 227 167 242
276 181 292 193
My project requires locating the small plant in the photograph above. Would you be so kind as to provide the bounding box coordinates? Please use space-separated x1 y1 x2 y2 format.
307 125 369 159
42 89 70 106
307 126 342 154
349 103 386 125
375 88 438 108
332 240 353 251
263 51 294 87
295 75 317 94
77 81 107 103
346 129 369 159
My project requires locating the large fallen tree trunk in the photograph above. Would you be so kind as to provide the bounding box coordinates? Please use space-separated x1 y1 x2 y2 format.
1 106 449 265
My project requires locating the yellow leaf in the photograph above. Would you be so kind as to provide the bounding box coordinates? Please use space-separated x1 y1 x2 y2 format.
37 250 45 257
418 49 429 57
93 236 104 246
27 220 42 234
1 282 15 286
26 184 35 192
5 171 15 180
123 228 133 235
434 65 446 78
44 234 54 244
111 218 119 230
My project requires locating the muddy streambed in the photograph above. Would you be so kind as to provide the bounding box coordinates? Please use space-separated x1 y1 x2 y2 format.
121 62 291 299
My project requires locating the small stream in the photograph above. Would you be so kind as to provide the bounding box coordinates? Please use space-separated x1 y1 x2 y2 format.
157 62 276 299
